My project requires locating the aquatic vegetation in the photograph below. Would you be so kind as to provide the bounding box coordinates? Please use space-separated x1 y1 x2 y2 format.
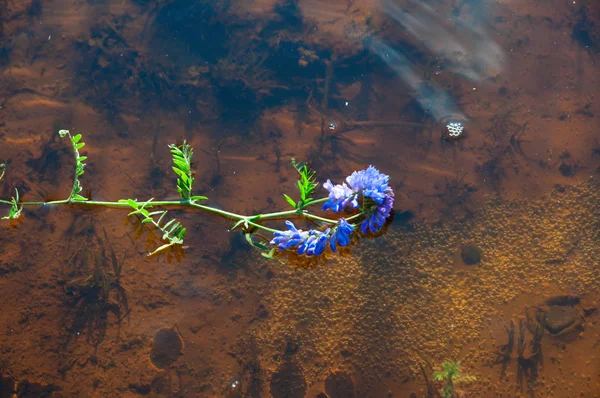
64 233 128 347
1 188 21 220
0 130 394 261
433 360 476 398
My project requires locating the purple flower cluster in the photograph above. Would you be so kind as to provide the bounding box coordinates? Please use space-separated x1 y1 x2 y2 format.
322 180 358 212
324 166 394 234
270 166 393 257
270 219 353 257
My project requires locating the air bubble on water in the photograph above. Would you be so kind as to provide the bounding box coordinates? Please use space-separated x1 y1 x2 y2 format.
440 115 468 141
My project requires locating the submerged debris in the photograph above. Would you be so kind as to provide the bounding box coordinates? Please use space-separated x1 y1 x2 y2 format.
461 243 482 265
150 327 184 369
270 360 307 398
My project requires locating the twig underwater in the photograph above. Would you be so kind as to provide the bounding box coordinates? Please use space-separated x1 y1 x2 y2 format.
1 130 395 261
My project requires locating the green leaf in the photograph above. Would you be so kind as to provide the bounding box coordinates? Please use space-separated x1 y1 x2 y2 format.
148 243 173 257
75 142 85 150
283 194 296 208
261 248 276 259
142 218 154 224
72 194 88 201
139 198 154 209
243 232 270 251
172 167 188 181
290 160 318 209
230 219 246 231
173 158 189 172
2 188 22 220
169 141 197 201
167 222 180 235
191 195 208 201
254 241 270 251
177 179 190 191
162 219 176 230
156 211 168 225
72 134 82 143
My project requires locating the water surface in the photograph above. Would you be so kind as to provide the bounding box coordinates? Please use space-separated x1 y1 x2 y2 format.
0 0 598 396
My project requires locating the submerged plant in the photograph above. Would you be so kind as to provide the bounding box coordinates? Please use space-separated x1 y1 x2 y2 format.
64 234 128 346
59 130 89 202
1 130 395 260
1 188 22 220
433 360 476 398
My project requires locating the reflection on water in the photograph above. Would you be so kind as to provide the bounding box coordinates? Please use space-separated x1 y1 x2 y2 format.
0 0 599 397
383 0 505 81
368 0 505 124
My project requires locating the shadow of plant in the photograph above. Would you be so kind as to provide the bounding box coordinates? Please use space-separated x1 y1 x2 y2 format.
63 230 128 350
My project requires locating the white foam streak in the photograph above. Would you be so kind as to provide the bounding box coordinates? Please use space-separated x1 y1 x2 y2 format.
383 0 505 81
366 37 462 122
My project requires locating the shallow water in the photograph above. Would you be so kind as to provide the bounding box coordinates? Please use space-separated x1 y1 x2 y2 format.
0 0 599 397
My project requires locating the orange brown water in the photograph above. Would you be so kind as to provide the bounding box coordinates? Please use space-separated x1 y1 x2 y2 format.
0 0 599 397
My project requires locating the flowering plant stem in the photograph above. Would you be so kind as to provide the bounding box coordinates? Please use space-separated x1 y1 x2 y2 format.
2 131 394 258
17 197 335 233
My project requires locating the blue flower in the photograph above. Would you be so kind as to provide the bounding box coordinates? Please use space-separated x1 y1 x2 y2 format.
273 165 394 257
322 180 358 212
361 193 394 234
270 221 330 257
323 166 393 214
346 165 391 204
270 221 309 250
329 218 354 252
298 228 330 256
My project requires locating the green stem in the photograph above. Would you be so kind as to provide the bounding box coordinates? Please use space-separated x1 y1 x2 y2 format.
188 202 247 220
21 199 70 206
305 197 328 205
248 209 297 220
345 212 364 222
12 197 356 234
246 221 279 234
304 213 338 224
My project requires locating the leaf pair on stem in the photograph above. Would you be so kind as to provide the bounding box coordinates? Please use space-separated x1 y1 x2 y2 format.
118 198 186 256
